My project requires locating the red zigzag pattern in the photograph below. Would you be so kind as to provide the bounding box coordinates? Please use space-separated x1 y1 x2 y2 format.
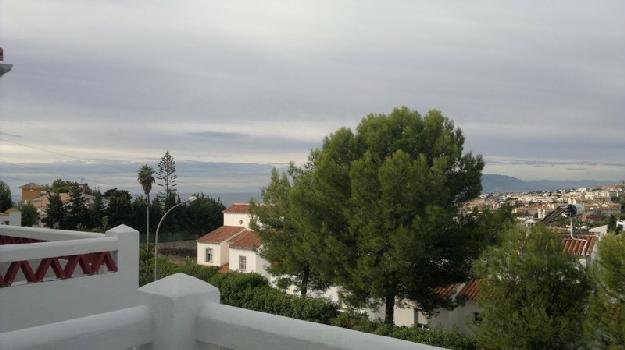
0 252 118 287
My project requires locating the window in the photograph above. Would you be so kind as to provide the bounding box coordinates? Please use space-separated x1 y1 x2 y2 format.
473 312 482 325
239 219 244 225
239 255 247 271
205 248 213 262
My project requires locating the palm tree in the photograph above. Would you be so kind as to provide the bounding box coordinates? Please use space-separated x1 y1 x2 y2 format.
137 164 155 249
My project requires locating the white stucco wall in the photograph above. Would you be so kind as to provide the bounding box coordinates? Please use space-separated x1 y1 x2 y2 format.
429 301 481 335
0 225 139 333
0 274 443 350
228 247 270 278
0 211 21 226
223 213 250 228
196 242 227 267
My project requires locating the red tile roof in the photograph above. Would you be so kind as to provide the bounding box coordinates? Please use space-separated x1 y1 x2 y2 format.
229 229 261 250
19 183 45 189
458 280 480 300
197 226 245 244
434 283 462 299
223 203 251 214
434 280 481 301
561 234 597 256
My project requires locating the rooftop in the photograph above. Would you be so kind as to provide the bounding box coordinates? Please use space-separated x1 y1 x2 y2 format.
223 203 251 214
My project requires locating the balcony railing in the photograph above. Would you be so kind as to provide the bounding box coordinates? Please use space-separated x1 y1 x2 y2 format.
0 225 139 333
0 273 444 350
0 225 443 349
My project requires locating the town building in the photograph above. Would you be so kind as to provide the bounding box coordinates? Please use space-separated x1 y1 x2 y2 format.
196 203 269 277
19 183 46 203
0 208 21 226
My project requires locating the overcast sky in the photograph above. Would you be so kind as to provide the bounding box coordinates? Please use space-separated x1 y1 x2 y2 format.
1 0 624 193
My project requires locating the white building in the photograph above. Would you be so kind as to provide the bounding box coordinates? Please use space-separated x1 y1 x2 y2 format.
196 203 269 277
0 208 21 226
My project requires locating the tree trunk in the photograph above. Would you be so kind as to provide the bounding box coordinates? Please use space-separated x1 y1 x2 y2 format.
300 267 310 296
384 288 395 325
146 193 150 250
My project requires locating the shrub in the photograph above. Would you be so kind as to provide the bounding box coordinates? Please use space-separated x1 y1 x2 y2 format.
207 272 338 324
332 311 477 350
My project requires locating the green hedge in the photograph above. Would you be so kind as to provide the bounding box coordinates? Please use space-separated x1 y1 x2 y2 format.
208 272 339 324
332 311 477 350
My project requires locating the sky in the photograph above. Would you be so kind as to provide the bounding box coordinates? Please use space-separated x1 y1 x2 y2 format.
1 0 624 194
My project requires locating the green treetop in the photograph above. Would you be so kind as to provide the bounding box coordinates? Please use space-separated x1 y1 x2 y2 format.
585 233 625 349
475 225 590 350
288 107 484 323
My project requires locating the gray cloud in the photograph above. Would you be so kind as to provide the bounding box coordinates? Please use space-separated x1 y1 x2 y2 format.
1 0 624 183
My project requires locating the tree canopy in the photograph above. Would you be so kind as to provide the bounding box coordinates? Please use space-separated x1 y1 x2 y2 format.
251 166 331 295
585 233 625 348
475 225 590 350
157 151 177 209
0 180 12 213
254 107 485 323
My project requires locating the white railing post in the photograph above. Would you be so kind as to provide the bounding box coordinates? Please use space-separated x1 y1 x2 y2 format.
137 273 220 350
106 224 140 290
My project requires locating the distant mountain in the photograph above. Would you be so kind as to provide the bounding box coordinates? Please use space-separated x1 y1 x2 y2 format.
482 174 620 193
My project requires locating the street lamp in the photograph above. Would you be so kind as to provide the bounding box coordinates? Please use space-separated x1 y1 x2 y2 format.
153 195 197 281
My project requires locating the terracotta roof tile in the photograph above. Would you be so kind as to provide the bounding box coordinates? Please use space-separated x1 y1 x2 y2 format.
19 183 45 189
223 203 251 214
197 226 245 244
229 229 261 250
458 280 480 300
561 234 597 256
434 283 462 299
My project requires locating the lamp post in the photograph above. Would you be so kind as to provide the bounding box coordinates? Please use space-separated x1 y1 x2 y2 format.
153 195 197 281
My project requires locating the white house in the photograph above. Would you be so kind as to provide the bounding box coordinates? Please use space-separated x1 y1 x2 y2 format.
0 208 21 226
196 203 269 276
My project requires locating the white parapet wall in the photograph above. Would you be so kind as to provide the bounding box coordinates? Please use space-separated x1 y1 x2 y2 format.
0 225 139 332
0 274 447 350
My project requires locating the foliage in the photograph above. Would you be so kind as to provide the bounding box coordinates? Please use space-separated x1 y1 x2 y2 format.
90 190 105 229
250 166 329 295
65 183 89 229
137 164 156 245
205 272 339 324
0 180 11 212
137 164 156 197
49 178 91 194
103 188 133 228
285 107 484 323
157 151 177 209
179 193 225 236
20 202 39 227
585 233 625 348
331 311 477 350
45 192 65 229
475 225 590 350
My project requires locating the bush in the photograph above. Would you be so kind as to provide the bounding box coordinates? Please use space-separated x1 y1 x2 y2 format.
332 311 477 350
207 272 338 324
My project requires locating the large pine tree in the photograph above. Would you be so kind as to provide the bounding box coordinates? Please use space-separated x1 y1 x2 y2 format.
45 193 65 229
284 107 484 323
